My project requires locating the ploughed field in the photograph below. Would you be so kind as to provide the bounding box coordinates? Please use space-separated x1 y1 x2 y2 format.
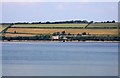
7 28 117 36
1 23 119 37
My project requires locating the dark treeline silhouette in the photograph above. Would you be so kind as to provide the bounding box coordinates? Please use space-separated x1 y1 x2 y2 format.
14 20 89 24
1 35 119 42
14 20 116 24
95 20 116 23
0 20 116 25
1 23 13 25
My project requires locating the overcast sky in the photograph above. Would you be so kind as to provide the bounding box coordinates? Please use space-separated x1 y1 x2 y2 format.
2 2 118 23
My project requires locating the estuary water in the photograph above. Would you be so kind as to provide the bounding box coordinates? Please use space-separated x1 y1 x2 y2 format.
2 42 118 76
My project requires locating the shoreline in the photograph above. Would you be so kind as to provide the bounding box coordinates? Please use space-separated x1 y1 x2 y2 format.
0 40 119 43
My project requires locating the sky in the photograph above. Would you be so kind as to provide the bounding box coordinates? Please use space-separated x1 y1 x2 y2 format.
1 0 120 2
1 2 118 23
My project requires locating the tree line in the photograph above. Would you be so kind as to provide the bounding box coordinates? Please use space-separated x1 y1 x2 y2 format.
1 35 119 42
1 20 116 25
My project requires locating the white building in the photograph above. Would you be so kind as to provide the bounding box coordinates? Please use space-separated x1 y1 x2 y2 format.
52 36 59 40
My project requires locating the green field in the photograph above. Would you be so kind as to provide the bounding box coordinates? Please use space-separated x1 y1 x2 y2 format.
11 23 118 29
0 25 10 32
87 23 118 28
12 24 87 28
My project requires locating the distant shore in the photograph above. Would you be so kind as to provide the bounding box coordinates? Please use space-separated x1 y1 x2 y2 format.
0 40 119 43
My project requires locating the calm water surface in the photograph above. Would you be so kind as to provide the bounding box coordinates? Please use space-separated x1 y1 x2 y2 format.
2 42 118 76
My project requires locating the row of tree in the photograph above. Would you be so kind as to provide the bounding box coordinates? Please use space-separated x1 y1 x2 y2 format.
14 20 89 24
1 20 116 25
95 20 116 23
1 35 119 41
